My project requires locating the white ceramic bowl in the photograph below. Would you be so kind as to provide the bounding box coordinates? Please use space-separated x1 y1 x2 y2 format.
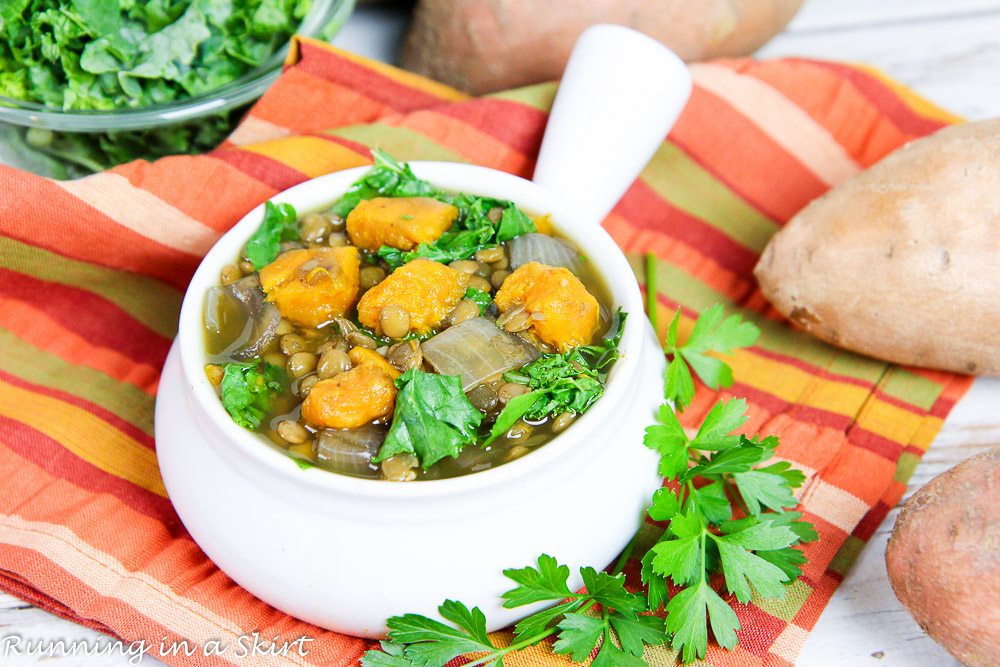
154 25 692 636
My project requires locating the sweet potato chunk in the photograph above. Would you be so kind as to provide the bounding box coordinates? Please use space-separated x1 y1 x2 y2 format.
346 197 459 251
301 363 396 429
494 261 600 351
348 346 401 379
357 259 469 334
259 247 360 328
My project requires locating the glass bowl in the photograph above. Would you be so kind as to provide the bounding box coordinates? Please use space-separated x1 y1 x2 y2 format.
0 0 355 177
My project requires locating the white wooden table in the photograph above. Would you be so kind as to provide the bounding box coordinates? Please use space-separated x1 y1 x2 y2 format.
2 1 998 664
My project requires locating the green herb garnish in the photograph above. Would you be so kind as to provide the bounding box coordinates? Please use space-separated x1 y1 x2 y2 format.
363 303 815 665
362 555 664 667
486 310 626 443
333 149 446 218
641 398 817 661
219 361 285 430
663 303 760 410
464 286 493 315
244 200 299 270
374 369 484 469
335 150 536 268
376 195 535 269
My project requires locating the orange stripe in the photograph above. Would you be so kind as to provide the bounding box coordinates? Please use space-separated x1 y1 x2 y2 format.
57 173 220 256
856 64 963 124
0 377 165 496
0 296 159 394
109 156 276 233
289 37 467 103
690 63 860 187
605 214 755 303
671 87 828 223
0 518 313 667
0 168 199 289
0 454 371 665
383 111 532 175
250 69 392 135
734 59 916 167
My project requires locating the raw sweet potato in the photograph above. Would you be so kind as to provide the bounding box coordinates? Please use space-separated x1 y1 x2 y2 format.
754 120 1000 375
400 0 803 94
885 446 1000 667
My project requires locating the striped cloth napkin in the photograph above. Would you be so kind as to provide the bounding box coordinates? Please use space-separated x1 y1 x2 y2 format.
0 37 972 666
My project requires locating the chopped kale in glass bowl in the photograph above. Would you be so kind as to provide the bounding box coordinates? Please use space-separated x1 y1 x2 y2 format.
0 0 355 178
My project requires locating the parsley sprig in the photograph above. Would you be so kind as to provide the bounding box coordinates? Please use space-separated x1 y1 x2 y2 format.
641 399 818 661
663 303 760 410
362 555 665 667
362 263 815 665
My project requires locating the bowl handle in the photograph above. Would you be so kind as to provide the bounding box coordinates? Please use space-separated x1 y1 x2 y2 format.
531 24 692 228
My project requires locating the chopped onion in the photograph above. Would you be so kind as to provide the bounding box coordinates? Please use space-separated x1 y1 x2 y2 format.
509 233 582 274
205 276 280 360
422 317 540 391
316 425 385 477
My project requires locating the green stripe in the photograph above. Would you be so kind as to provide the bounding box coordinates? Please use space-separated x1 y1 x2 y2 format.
877 367 942 411
327 125 467 163
641 143 779 253
893 451 922 485
0 327 154 436
829 535 865 576
487 83 556 112
0 237 181 339
754 578 811 621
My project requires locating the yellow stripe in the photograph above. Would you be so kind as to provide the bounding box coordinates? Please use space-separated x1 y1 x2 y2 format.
242 136 369 177
728 351 935 444
290 36 469 102
0 379 166 496
854 64 964 125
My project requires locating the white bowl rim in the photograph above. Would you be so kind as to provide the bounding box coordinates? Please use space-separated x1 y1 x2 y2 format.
176 161 647 499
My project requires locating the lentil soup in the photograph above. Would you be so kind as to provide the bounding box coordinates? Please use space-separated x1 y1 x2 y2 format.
203 151 625 481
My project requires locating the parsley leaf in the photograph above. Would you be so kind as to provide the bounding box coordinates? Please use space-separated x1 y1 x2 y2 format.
502 554 573 607
360 642 415 667
488 311 626 443
244 201 298 270
464 286 493 315
333 149 444 218
662 305 760 410
552 613 605 661
219 361 284 430
383 600 499 667
665 579 740 662
374 369 483 469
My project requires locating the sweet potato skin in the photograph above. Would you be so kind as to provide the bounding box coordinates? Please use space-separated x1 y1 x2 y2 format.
259 247 360 328
885 447 1000 667
346 196 458 251
401 0 803 94
754 120 1000 375
357 259 469 334
494 261 599 352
